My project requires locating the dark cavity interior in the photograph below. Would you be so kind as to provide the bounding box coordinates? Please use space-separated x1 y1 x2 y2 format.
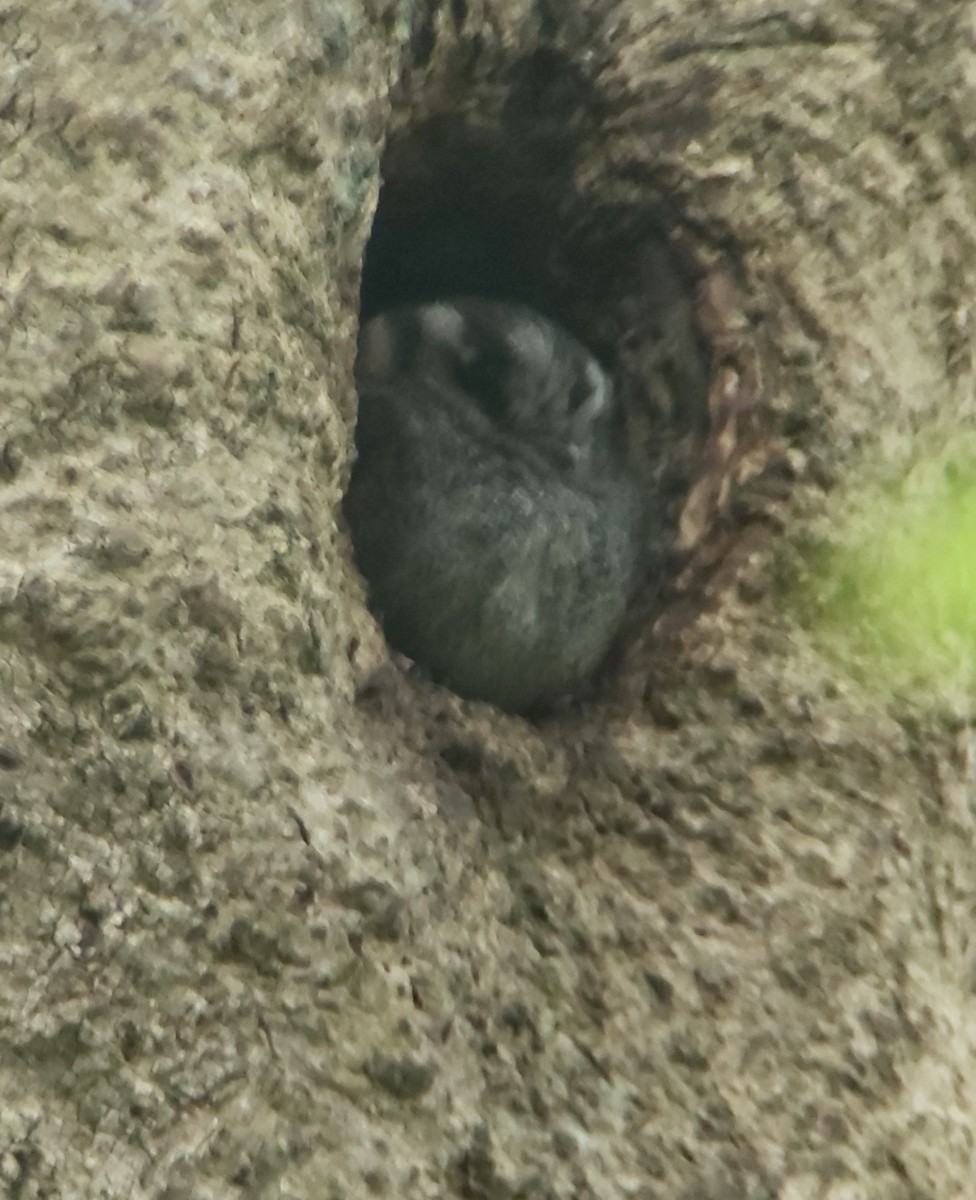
353 45 714 689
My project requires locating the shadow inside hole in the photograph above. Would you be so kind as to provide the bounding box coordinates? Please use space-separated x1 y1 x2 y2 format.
360 118 576 322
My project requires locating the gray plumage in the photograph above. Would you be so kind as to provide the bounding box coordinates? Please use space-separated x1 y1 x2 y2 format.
344 297 645 712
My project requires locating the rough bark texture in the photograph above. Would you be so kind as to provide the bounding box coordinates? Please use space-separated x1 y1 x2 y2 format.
2 1 975 1198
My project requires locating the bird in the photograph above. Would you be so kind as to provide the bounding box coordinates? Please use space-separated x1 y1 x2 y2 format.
344 296 646 712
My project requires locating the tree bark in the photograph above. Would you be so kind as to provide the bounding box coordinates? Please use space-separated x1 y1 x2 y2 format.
2 1 973 1197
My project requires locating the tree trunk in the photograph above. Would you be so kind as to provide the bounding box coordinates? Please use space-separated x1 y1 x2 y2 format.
2 1 973 1197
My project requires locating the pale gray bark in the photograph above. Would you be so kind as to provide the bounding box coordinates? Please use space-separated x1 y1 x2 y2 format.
1 1 974 1197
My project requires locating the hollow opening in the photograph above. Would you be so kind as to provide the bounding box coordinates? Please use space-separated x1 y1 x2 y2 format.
349 47 715 711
